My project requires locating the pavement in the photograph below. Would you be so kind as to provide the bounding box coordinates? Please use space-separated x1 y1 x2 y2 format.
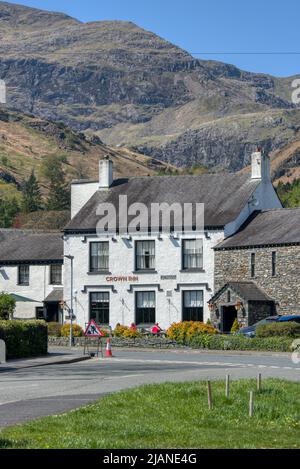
0 346 300 428
1 348 90 371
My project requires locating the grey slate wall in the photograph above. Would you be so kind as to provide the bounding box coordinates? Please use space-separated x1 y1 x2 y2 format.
215 245 300 314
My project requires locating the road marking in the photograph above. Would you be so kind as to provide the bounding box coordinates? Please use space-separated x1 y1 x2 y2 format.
100 357 300 372
104 374 144 380
0 399 19 406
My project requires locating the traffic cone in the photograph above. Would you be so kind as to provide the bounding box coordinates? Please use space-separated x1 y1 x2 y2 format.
105 338 113 357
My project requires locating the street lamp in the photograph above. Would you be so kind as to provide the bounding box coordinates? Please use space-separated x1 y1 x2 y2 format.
64 255 74 347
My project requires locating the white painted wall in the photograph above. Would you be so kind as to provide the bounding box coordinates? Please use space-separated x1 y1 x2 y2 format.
63 230 225 330
0 265 64 319
71 181 99 219
224 180 282 237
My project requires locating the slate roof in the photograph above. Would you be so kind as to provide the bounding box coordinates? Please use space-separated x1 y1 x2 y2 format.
44 288 63 303
209 281 274 303
65 174 260 232
0 229 63 263
215 208 300 249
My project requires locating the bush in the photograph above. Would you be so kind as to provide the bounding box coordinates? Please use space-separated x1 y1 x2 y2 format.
113 324 142 339
47 322 62 337
0 292 16 320
0 320 48 359
60 323 84 337
256 321 300 338
167 321 218 344
231 319 240 333
188 333 294 352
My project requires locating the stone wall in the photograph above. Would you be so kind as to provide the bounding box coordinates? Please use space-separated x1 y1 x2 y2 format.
48 336 179 349
215 245 300 314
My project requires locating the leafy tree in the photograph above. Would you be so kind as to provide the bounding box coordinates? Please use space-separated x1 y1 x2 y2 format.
42 155 70 210
276 179 300 208
21 170 42 213
0 292 16 320
0 198 20 228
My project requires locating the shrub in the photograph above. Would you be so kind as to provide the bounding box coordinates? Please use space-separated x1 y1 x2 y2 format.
113 324 142 339
256 321 300 338
0 320 47 359
231 319 240 333
122 328 142 339
0 292 16 320
167 321 218 344
60 323 83 337
47 322 62 337
187 333 293 352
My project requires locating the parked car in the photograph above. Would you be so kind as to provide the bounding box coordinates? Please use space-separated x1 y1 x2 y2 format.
278 315 300 324
238 315 300 338
238 316 279 337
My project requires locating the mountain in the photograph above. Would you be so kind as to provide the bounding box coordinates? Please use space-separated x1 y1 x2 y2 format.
0 106 176 198
0 1 300 176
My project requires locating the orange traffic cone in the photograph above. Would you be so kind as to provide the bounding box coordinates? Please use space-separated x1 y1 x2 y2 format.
105 338 113 357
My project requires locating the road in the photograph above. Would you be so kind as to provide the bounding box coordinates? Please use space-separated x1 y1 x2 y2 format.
1 348 300 427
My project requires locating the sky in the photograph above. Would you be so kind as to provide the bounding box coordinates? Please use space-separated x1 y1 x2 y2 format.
5 0 300 77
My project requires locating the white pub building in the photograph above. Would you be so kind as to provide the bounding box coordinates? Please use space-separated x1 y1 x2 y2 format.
63 151 282 330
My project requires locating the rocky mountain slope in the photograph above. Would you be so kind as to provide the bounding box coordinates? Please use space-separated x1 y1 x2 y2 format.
0 107 174 199
0 1 300 175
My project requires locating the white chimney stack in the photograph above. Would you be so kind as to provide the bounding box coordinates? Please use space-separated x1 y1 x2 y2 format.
251 148 270 182
99 156 113 189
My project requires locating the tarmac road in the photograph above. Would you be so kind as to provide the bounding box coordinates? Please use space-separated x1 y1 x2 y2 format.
1 348 300 427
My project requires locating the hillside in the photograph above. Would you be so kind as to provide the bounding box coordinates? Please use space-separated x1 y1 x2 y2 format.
0 107 176 197
0 1 300 177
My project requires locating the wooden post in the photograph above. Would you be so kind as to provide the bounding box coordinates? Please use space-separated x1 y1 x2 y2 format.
207 381 213 410
257 373 262 392
249 391 254 417
225 374 230 399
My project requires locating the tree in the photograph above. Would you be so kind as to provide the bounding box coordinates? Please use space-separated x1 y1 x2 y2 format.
0 198 20 228
42 155 70 210
0 292 16 320
21 170 42 213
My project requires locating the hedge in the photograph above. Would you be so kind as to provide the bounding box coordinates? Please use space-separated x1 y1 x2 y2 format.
188 333 294 352
0 320 48 359
256 321 300 338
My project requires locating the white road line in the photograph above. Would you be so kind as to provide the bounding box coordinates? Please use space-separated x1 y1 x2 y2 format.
0 399 19 406
104 374 144 380
100 357 300 372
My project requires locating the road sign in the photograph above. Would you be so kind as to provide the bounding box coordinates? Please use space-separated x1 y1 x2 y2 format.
84 319 104 337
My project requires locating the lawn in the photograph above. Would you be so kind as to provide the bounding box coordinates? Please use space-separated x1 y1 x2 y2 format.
1 379 300 449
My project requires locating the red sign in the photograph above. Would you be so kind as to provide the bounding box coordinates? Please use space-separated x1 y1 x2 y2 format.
106 275 139 282
84 320 105 337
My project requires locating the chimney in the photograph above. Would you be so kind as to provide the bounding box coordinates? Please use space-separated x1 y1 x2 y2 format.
251 148 270 181
99 156 113 189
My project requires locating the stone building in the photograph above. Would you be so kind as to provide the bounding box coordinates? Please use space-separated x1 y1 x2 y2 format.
210 209 300 332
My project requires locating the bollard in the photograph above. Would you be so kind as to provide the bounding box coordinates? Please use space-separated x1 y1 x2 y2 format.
249 391 254 417
225 374 230 399
257 373 262 392
0 339 6 364
207 381 213 410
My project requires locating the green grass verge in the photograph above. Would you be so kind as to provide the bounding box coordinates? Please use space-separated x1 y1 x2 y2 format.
1 379 300 449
